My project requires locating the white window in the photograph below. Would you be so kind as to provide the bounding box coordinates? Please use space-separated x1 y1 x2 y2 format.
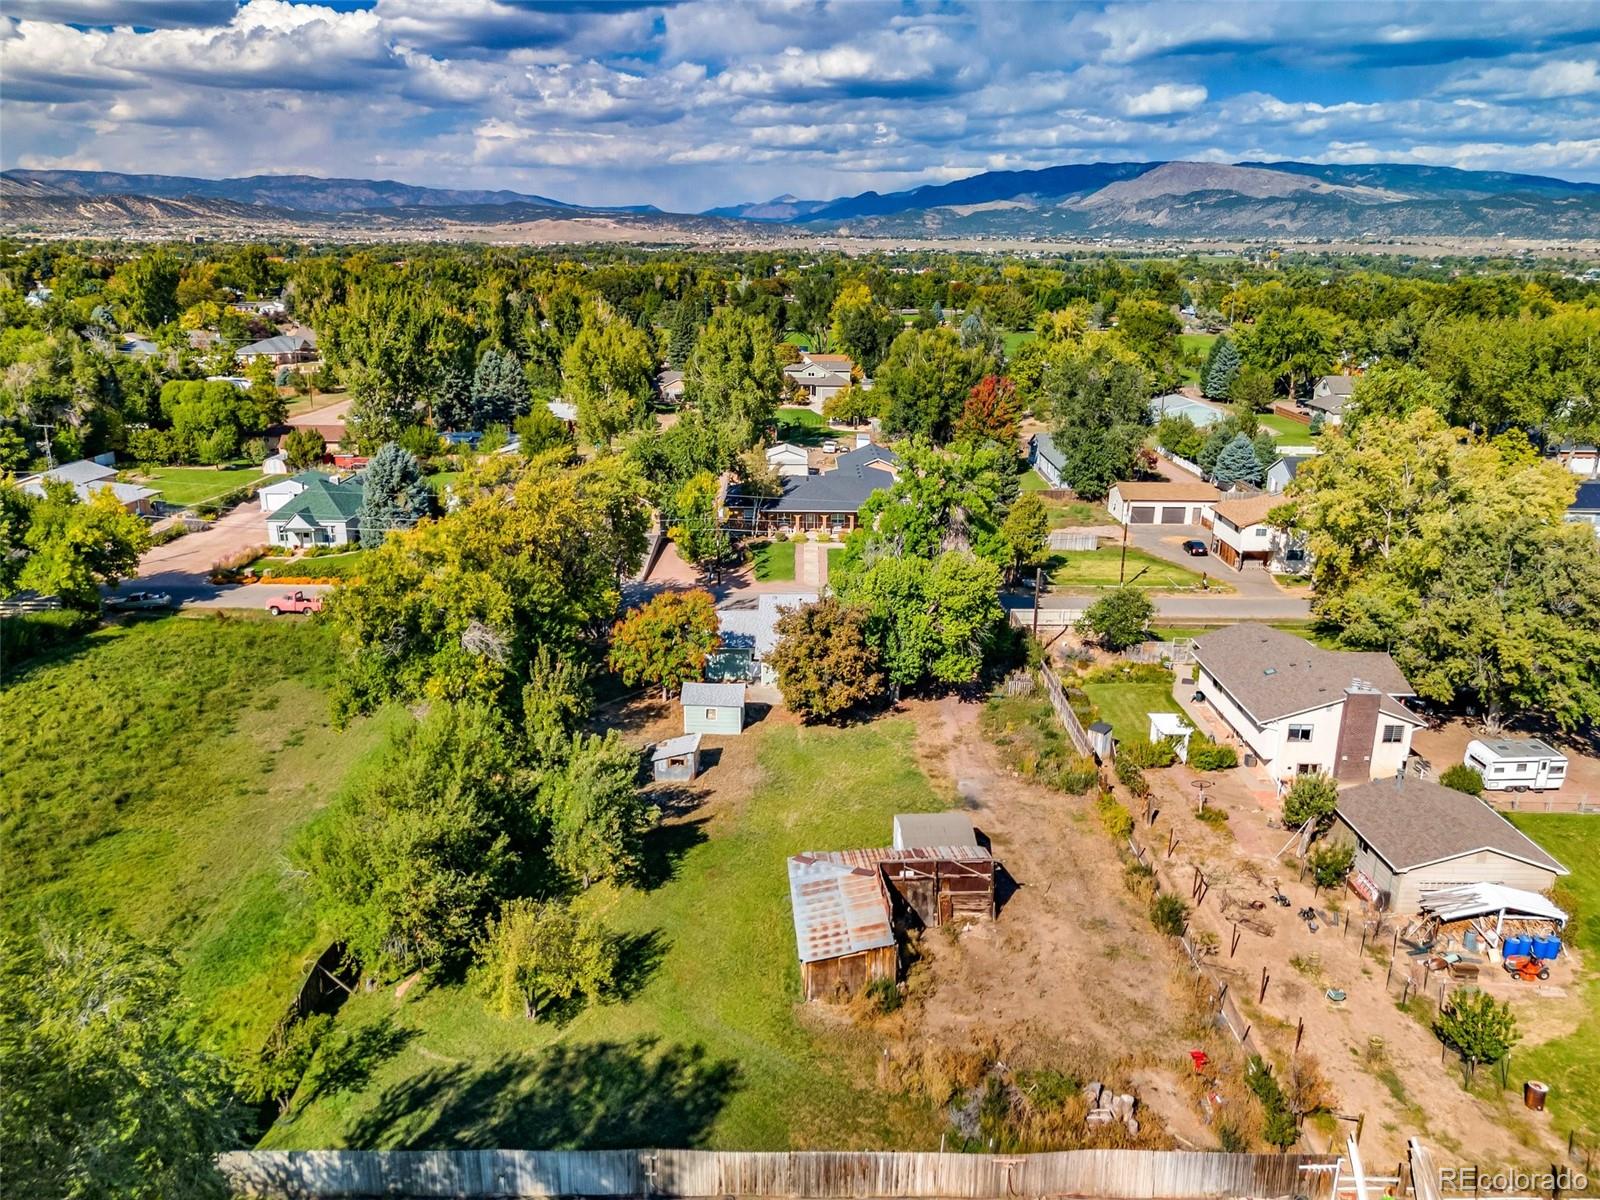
1381 724 1404 744
705 708 717 721
1287 725 1314 742
1548 764 1566 777
1296 763 1319 775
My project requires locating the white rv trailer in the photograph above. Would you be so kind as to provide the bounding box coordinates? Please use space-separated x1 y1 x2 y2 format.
1463 738 1568 792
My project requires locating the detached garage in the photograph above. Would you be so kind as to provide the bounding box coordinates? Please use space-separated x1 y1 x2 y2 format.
1108 481 1220 526
1331 778 1568 914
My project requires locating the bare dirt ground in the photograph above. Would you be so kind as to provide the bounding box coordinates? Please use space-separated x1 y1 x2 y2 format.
1413 720 1600 807
904 696 1217 1148
1137 753 1585 1170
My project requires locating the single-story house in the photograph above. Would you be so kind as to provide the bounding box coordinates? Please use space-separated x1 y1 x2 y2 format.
765 442 811 478
1191 624 1422 785
656 369 685 404
19 459 157 515
1332 777 1568 913
1028 432 1066 488
1107 480 1219 526
232 298 288 318
1265 453 1316 495
259 469 334 514
1566 481 1600 538
727 443 899 536
236 332 317 367
264 476 364 548
650 732 703 783
680 681 746 735
1552 441 1598 477
1210 493 1308 573
1303 375 1356 425
117 336 159 359
788 852 897 1002
715 591 818 684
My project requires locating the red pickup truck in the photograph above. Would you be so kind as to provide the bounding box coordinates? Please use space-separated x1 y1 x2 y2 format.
266 590 323 616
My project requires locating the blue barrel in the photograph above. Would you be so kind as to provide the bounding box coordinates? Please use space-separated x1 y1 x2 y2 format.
1505 936 1528 957
1537 937 1561 960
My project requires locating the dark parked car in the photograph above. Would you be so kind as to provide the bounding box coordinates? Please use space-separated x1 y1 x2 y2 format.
1182 540 1209 556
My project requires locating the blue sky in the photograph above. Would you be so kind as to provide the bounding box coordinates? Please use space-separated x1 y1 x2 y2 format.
3 0 1599 211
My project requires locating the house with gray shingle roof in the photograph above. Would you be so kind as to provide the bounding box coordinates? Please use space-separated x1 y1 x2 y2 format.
1332 777 1567 913
726 443 899 536
1191 624 1422 785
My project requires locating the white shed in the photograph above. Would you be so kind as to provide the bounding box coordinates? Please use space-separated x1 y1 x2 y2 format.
1464 738 1569 792
1147 712 1195 762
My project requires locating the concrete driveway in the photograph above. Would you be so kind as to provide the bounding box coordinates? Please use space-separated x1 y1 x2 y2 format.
1126 523 1287 599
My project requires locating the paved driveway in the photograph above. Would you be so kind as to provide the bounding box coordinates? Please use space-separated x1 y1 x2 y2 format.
1126 524 1287 599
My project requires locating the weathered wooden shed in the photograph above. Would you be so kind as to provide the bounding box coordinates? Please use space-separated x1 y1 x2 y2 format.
680 682 746 736
650 733 703 783
788 853 897 1002
817 846 996 928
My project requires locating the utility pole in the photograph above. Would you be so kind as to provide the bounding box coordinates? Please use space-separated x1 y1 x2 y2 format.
32 422 57 470
1031 565 1043 637
1119 520 1129 583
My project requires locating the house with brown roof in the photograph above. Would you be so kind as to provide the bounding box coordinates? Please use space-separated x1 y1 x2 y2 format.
1107 480 1219 526
1191 624 1423 786
1210 493 1309 573
1332 777 1567 912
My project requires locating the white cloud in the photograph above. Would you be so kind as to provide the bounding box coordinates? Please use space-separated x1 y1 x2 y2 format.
1122 83 1208 117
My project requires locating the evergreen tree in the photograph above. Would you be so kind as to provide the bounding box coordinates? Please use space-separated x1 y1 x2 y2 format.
1202 337 1241 400
668 301 700 367
358 442 434 548
1212 431 1265 487
472 348 528 428
434 365 474 430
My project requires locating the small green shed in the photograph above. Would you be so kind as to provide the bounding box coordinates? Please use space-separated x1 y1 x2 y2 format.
681 681 746 736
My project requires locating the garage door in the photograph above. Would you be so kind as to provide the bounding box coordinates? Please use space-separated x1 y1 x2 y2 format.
1160 506 1187 523
1129 506 1155 524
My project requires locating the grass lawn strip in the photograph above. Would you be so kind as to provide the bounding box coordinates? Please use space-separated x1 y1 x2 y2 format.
1505 815 1599 1137
1081 681 1178 742
1046 546 1219 591
141 465 270 507
752 540 797 582
264 718 950 1151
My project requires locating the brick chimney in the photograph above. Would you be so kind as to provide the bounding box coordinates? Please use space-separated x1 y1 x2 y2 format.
1334 680 1381 782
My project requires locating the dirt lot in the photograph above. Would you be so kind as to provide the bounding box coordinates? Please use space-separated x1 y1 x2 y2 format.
1413 719 1600 809
1134 753 1587 1169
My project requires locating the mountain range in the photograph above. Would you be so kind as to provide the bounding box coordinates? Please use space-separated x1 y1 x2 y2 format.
5 160 1599 239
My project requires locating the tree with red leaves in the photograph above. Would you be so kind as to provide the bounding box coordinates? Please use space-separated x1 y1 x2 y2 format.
954 375 1022 445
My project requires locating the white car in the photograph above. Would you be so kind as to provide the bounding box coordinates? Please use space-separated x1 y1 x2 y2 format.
822 439 839 453
106 590 174 611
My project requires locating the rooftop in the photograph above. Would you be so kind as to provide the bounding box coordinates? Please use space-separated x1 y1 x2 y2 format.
238 332 316 357
1112 480 1221 501
1469 737 1566 761
787 853 895 964
1213 493 1284 529
1571 481 1600 511
267 477 363 526
680 681 746 707
1192 624 1414 723
1337 777 1567 876
650 732 702 762
892 812 978 851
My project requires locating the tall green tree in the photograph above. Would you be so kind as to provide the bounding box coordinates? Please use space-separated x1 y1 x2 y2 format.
358 442 434 548
474 899 620 1021
998 491 1050 584
1076 587 1154 650
0 929 242 1200
683 309 783 451
562 320 654 446
1201 337 1241 400
1238 306 1342 399
472 348 529 427
16 482 150 610
541 731 655 888
1042 337 1151 499
767 597 885 722
608 588 720 699
1212 432 1265 487
828 282 901 373
876 328 991 444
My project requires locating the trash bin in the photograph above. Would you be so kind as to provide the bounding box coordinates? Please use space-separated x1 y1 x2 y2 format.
1244 753 1257 767
1524 1081 1549 1111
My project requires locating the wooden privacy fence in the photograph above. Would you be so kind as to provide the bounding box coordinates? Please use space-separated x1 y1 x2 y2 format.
1040 663 1095 757
219 1148 1341 1199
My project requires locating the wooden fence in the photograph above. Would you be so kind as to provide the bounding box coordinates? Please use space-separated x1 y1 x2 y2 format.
219 1148 1341 1199
1040 663 1095 757
1484 793 1600 815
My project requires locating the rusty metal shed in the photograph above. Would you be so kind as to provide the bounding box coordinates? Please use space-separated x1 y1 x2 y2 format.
787 854 897 1002
809 846 995 928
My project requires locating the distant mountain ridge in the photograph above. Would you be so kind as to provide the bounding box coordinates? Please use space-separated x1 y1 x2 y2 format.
3 160 1598 239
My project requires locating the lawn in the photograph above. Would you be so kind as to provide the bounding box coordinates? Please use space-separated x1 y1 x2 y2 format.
1178 333 1218 385
249 549 370 581
1148 620 1340 649
0 616 400 1061
775 407 837 447
1046 546 1215 591
426 469 462 496
1505 815 1600 1137
263 718 951 1151
1255 413 1316 441
783 331 812 350
140 465 269 506
1001 330 1036 357
1019 472 1112 528
751 539 796 582
1080 679 1178 742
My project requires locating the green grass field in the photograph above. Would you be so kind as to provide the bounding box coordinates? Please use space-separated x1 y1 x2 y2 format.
1178 333 1218 385
1505 815 1599 1136
1046 546 1216 591
0 616 399 1060
263 718 949 1151
783 331 813 350
1255 413 1316 441
751 540 796 582
140 465 269 506
1001 330 1036 357
775 407 837 447
1019 472 1113 528
426 470 462 496
1081 681 1178 742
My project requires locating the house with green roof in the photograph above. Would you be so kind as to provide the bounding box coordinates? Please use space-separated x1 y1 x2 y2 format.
265 476 364 548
